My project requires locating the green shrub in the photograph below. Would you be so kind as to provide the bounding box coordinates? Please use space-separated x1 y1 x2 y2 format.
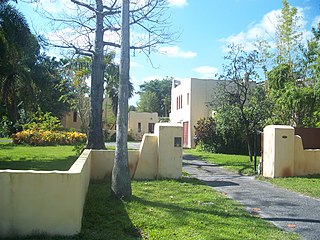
24 112 63 131
12 130 87 146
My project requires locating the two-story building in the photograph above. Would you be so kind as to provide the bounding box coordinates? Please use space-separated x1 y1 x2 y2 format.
170 78 256 148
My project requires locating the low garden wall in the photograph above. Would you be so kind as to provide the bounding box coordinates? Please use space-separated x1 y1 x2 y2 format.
0 149 92 237
0 123 183 238
263 125 320 178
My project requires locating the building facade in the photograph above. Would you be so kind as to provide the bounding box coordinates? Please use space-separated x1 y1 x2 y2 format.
170 78 256 148
128 111 159 140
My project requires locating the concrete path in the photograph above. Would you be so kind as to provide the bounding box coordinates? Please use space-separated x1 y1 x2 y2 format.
105 142 141 149
183 154 320 240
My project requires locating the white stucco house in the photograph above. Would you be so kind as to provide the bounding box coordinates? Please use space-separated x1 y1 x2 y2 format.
170 78 256 148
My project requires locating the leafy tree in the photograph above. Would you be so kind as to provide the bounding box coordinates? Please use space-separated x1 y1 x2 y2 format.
36 0 175 151
214 44 262 161
275 0 302 66
0 2 40 124
138 77 172 116
137 92 159 113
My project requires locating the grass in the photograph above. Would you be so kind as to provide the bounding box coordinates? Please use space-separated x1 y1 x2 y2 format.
185 149 320 200
184 149 258 175
11 178 299 240
259 175 320 199
0 142 77 171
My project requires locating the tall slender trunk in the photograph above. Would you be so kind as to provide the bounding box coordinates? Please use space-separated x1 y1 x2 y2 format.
86 0 105 149
111 0 132 198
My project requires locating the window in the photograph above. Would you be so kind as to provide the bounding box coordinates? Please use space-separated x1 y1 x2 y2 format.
138 122 141 133
148 123 155 133
187 93 190 105
73 111 78 123
176 97 179 110
180 94 183 108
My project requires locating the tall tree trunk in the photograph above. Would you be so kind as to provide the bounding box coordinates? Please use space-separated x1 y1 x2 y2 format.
86 0 105 149
111 0 132 198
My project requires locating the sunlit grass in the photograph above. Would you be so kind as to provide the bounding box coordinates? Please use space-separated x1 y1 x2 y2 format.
13 178 299 240
0 142 77 171
184 149 258 175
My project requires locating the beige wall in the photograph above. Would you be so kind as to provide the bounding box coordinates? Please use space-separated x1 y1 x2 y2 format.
91 123 183 180
128 111 158 140
0 150 91 237
263 125 320 178
61 111 82 130
0 124 183 238
155 124 183 178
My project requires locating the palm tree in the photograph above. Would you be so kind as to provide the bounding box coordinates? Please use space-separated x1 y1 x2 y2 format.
0 2 40 123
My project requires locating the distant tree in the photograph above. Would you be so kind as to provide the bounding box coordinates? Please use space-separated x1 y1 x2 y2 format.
214 44 261 161
275 0 302 66
137 92 159 113
128 105 136 112
138 77 172 116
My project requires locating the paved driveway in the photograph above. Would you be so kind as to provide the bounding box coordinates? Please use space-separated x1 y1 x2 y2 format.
183 153 320 240
105 142 141 149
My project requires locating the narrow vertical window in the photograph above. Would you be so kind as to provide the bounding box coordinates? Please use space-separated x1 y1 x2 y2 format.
187 93 189 105
177 96 179 110
138 122 141 133
73 111 77 122
181 94 183 108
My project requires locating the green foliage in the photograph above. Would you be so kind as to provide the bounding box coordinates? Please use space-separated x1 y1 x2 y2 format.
23 112 63 131
275 0 302 65
194 117 221 153
159 117 170 123
137 91 159 113
138 77 172 117
0 115 23 137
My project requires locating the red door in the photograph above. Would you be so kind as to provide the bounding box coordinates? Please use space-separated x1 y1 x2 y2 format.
183 122 189 148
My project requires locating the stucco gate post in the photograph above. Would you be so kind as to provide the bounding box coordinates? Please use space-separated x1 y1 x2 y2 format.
262 125 295 178
154 123 183 179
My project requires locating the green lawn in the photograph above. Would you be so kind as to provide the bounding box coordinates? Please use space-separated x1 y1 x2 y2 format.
0 142 77 171
12 178 299 240
185 149 320 199
184 149 258 175
259 175 320 199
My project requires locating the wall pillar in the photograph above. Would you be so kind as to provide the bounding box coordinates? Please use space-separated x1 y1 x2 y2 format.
154 123 183 178
263 125 294 178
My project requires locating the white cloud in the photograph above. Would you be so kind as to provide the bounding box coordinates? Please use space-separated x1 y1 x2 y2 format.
193 66 218 78
312 16 320 28
220 9 280 52
168 0 188 8
158 46 197 58
131 61 143 68
220 7 312 53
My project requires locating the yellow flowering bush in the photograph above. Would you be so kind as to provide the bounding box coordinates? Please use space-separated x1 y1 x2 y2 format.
12 130 87 146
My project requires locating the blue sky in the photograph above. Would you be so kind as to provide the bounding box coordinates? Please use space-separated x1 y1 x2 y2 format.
16 0 320 105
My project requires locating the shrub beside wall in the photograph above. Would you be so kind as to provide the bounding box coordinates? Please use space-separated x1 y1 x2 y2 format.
12 130 87 146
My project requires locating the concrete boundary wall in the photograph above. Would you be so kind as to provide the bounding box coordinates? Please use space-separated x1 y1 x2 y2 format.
0 123 183 238
0 149 92 237
263 125 320 178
